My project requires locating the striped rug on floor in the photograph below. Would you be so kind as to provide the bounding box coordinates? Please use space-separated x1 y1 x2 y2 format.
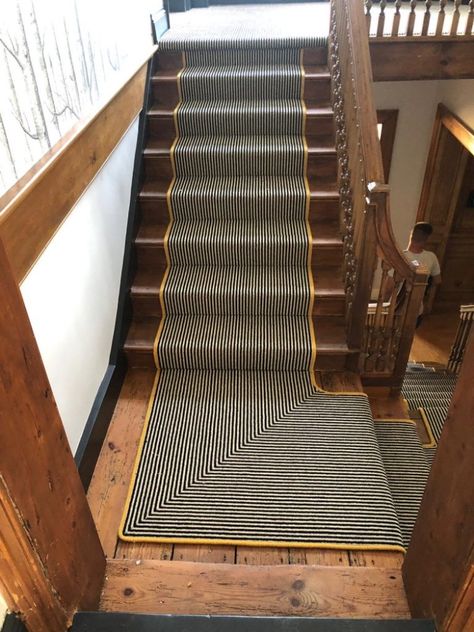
374 421 430 547
402 369 457 464
120 40 404 551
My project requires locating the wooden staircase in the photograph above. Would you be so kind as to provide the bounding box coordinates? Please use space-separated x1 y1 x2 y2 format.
124 44 357 372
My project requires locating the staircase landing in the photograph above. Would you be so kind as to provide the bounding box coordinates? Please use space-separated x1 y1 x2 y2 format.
87 368 414 619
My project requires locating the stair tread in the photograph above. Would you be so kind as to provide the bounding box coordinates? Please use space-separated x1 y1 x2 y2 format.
145 137 336 154
139 182 339 199
137 219 341 244
125 315 349 353
132 267 345 298
135 225 342 249
148 103 333 118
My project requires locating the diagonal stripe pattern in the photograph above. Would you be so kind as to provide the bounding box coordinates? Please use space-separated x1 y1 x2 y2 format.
120 40 404 550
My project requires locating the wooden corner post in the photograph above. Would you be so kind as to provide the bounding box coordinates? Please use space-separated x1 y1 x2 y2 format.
403 329 474 631
0 237 105 632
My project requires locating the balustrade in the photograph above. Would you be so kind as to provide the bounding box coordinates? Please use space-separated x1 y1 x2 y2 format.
329 0 427 390
366 0 474 38
447 304 474 373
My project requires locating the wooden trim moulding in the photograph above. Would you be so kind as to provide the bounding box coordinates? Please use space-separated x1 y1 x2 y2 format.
0 46 157 284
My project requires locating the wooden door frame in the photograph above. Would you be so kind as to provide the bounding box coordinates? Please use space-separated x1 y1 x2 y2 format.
416 104 474 310
377 109 398 183
418 104 474 224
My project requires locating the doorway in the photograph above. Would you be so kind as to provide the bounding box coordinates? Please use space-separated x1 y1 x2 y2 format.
417 104 474 315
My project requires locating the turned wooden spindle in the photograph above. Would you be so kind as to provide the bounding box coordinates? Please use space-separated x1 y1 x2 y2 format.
436 0 447 36
407 0 418 36
377 0 387 37
450 0 461 35
466 0 474 36
391 0 403 36
365 0 373 33
421 0 432 35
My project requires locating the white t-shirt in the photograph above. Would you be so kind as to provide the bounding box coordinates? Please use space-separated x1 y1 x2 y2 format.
403 249 441 278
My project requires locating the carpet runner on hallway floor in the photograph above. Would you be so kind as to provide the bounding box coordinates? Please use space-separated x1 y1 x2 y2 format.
120 38 404 551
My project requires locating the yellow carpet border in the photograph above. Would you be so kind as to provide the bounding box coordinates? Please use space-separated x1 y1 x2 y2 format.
118 48 387 549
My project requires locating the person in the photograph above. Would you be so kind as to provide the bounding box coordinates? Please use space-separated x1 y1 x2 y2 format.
403 222 441 326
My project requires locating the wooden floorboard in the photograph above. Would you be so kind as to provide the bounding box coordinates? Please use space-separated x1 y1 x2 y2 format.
409 312 459 366
87 369 156 557
100 559 411 618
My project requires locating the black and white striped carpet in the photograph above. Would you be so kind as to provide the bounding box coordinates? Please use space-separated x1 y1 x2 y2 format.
402 369 457 464
120 41 404 551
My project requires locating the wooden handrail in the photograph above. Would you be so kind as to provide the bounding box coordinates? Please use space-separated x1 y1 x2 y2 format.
0 46 157 284
330 0 427 390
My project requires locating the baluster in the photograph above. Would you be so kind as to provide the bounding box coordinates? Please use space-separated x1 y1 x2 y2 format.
421 0 432 35
365 0 373 34
365 261 389 373
466 0 474 36
391 0 402 36
407 0 418 36
377 0 387 37
450 0 461 35
448 309 465 373
436 0 447 36
375 268 400 373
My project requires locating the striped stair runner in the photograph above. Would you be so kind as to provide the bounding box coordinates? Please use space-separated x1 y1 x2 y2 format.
120 36 406 551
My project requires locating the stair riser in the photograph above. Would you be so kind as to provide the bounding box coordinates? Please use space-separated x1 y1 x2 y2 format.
143 153 337 185
147 113 335 146
135 243 342 271
125 338 348 372
152 75 331 110
125 348 350 371
154 48 328 72
139 196 340 225
131 292 346 320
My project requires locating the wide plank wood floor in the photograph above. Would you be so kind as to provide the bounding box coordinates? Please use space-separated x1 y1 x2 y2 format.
88 368 409 616
409 312 459 367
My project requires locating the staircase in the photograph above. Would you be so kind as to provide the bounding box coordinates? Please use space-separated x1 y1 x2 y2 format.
124 43 357 372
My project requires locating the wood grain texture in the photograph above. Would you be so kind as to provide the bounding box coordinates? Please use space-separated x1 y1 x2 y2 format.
370 39 474 81
0 237 105 629
403 330 474 630
0 53 154 283
87 369 156 558
100 559 411 618
0 478 67 632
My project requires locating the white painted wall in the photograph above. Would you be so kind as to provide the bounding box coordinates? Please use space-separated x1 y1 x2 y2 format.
437 80 474 129
0 595 6 626
373 79 474 250
20 118 139 453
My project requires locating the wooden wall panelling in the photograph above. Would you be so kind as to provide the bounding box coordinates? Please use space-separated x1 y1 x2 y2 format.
0 50 156 283
370 40 474 81
0 237 105 631
403 330 474 630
